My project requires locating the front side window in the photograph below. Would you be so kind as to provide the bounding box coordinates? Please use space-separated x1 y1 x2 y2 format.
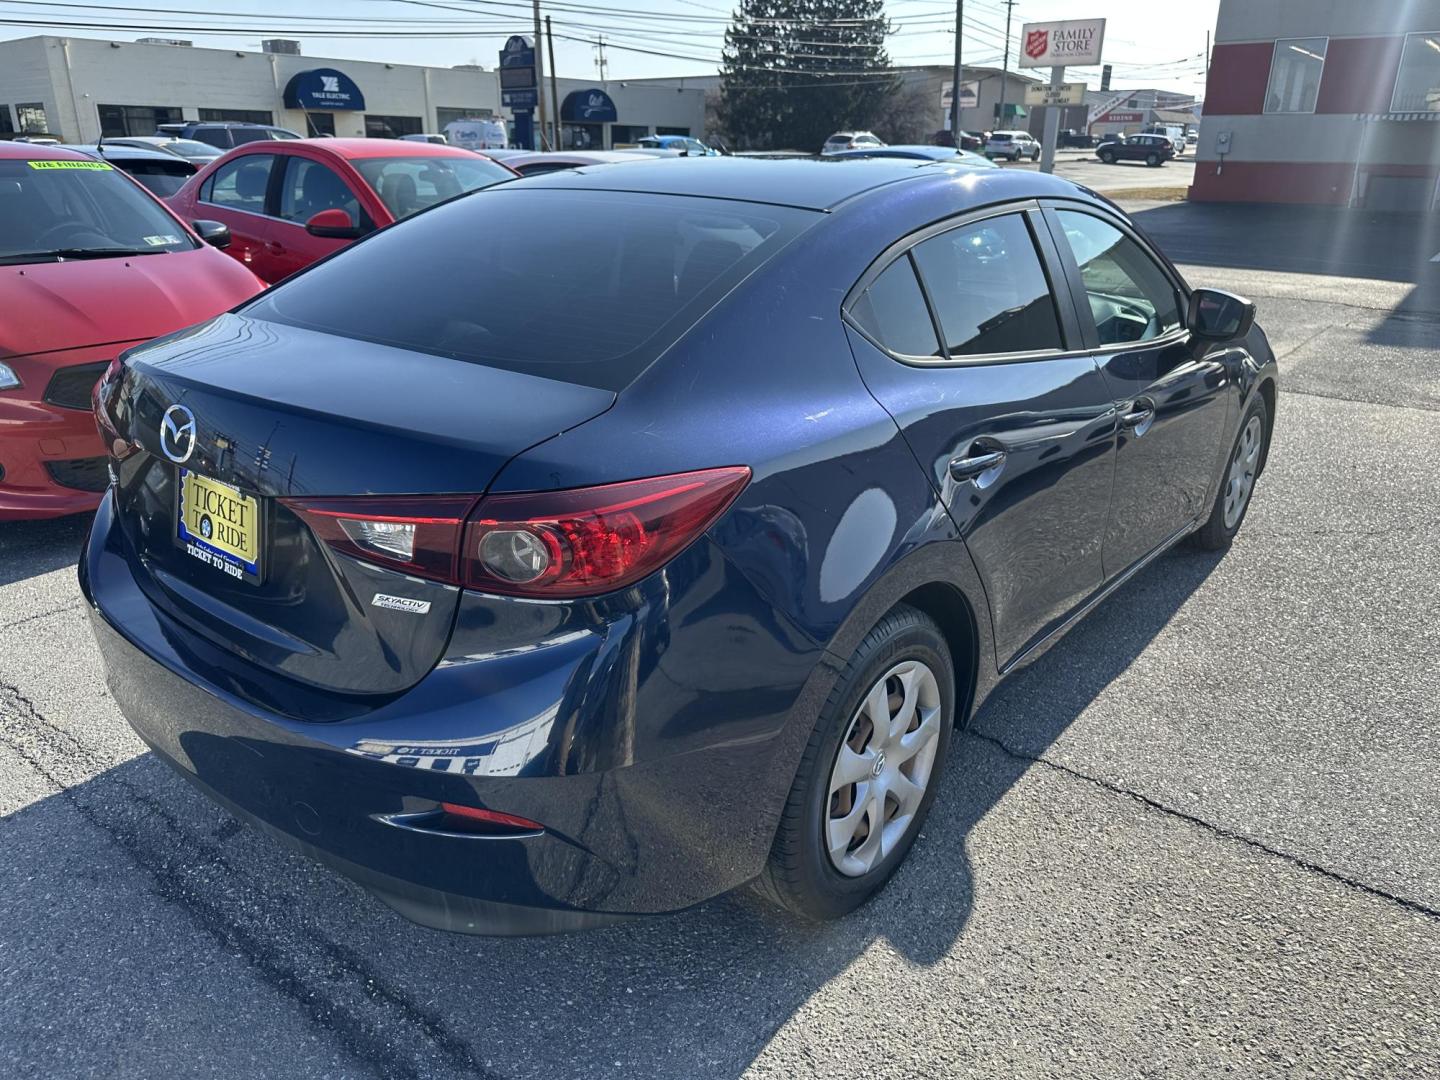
910 213 1062 358
244 190 814 391
0 158 196 262
351 155 514 220
850 255 940 358
1391 31 1440 113
1053 210 1181 346
1265 37 1328 114
277 157 363 225
203 154 275 213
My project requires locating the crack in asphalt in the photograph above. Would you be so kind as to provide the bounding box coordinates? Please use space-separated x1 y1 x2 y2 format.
1282 386 1440 413
0 681 507 1080
0 601 83 633
968 731 1440 924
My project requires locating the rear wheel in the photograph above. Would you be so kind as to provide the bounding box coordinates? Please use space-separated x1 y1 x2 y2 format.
1146 152 1161 167
1192 395 1270 550
757 605 954 920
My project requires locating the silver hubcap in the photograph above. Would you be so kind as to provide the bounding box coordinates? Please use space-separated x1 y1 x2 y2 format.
1223 415 1264 529
825 660 942 878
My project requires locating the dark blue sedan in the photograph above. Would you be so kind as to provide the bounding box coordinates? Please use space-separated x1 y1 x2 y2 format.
84 158 1277 933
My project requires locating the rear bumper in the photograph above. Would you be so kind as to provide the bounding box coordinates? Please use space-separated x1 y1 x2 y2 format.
83 491 816 934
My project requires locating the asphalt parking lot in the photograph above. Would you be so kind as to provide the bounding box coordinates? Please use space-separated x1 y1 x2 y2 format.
3 198 1439 1079
995 146 1198 193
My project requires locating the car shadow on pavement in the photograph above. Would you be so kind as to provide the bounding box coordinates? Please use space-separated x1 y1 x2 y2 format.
0 515 92 588
0 545 1224 1080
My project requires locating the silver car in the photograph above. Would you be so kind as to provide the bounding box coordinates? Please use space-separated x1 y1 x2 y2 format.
821 131 885 155
983 130 1040 162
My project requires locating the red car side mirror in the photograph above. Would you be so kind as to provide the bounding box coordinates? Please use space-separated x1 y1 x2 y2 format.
305 209 364 240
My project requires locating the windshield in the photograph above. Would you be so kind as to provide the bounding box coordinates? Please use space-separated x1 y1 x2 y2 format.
244 189 814 391
351 155 515 220
0 159 197 262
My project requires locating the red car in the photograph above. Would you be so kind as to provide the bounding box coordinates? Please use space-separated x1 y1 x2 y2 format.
167 139 518 283
0 143 264 521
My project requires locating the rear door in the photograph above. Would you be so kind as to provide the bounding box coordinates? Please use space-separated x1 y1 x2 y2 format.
267 152 375 279
1042 203 1234 575
194 150 279 278
845 203 1119 670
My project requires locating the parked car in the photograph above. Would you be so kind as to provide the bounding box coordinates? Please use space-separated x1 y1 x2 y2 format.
102 135 223 165
1058 129 1094 149
932 130 984 151
155 122 303 149
1096 133 1176 167
822 131 885 155
497 151 658 176
636 134 718 156
1142 124 1187 155
167 138 517 282
443 119 508 151
59 143 198 198
984 130 1040 162
401 133 448 145
826 144 997 168
0 142 262 521
86 157 1277 933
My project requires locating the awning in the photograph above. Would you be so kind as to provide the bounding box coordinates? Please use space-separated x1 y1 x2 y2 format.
560 89 618 124
283 68 366 112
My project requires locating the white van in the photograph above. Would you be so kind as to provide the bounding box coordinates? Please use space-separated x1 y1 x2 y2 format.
443 119 509 152
1143 124 1187 155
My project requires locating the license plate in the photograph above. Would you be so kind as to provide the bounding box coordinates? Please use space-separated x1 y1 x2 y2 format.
177 469 262 583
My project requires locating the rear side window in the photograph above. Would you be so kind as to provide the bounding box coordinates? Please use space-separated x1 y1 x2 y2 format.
850 256 940 357
910 213 1062 357
229 128 273 145
204 154 274 212
244 189 815 391
191 127 230 148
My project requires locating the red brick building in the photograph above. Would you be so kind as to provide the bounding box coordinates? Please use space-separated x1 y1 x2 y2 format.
1193 2 1440 211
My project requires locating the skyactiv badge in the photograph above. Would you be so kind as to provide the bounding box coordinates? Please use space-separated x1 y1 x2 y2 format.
27 160 113 170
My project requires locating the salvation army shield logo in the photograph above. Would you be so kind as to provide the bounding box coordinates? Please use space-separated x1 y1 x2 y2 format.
1025 29 1049 60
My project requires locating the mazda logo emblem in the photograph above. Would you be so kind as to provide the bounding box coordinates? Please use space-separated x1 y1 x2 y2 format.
160 404 197 464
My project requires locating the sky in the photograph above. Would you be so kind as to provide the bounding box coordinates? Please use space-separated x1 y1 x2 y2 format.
0 0 1220 97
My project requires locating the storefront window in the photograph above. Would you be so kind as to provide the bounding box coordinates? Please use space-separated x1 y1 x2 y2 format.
562 123 602 150
0 106 13 136
1391 32 1440 113
365 114 422 138
437 106 492 129
98 104 181 138
199 108 275 125
305 112 336 137
609 125 650 145
655 126 691 137
1265 37 1327 114
15 103 48 134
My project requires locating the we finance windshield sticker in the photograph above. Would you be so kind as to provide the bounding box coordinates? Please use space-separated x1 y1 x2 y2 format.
26 160 113 170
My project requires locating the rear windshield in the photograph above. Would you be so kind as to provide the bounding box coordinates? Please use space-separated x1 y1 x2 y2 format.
0 158 196 262
118 159 195 198
244 188 814 390
351 155 515 220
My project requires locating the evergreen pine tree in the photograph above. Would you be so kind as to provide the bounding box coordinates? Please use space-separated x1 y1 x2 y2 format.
721 0 895 152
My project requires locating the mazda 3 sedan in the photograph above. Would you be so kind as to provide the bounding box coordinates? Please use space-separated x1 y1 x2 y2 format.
83 158 1277 933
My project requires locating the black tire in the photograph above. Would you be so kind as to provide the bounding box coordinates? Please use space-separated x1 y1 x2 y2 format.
756 604 955 921
1146 152 1161 167
1192 394 1270 551
1099 150 1115 164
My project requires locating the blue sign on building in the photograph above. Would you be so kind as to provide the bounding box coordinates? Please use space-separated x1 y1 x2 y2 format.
502 89 539 110
282 68 366 111
560 89 618 124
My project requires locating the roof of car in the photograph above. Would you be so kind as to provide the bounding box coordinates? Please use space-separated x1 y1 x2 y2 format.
508 155 1086 211
221 137 484 160
59 143 194 164
0 141 95 162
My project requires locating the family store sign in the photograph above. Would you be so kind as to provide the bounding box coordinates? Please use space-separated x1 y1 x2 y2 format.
1018 19 1106 68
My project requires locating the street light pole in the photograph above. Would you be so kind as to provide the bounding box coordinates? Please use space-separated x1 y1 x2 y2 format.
949 0 964 143
997 0 1015 131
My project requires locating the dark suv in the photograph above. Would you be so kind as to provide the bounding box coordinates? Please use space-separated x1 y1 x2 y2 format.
155 122 302 149
1095 133 1175 167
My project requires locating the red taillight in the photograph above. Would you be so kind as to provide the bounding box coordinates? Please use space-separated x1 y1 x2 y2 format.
283 467 750 597
462 466 751 598
281 494 478 584
437 802 544 834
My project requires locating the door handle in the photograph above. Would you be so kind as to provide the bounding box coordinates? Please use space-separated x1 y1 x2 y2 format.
949 448 1007 481
265 241 286 255
1119 399 1155 431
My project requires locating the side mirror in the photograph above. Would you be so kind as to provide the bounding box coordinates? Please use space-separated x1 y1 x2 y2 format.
305 208 364 240
191 219 231 249
1188 288 1256 340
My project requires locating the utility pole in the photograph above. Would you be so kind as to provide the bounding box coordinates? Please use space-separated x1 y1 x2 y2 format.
531 0 548 149
546 15 561 150
949 0 964 143
594 35 608 81
997 0 1016 131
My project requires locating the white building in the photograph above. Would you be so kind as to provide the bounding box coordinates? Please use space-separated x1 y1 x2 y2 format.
0 35 705 149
